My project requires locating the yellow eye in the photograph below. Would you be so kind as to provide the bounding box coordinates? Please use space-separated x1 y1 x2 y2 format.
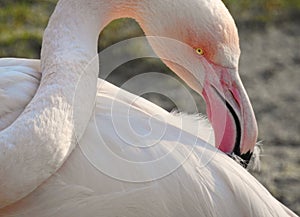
196 48 204 55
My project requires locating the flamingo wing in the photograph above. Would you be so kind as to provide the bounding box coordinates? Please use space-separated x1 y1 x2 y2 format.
0 58 296 217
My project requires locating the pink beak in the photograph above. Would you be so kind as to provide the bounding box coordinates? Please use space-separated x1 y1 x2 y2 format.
202 64 258 167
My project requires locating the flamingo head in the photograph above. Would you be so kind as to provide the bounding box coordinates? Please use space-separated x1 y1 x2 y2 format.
140 0 258 166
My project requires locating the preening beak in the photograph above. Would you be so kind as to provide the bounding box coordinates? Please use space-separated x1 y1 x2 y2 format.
202 66 258 167
146 37 257 166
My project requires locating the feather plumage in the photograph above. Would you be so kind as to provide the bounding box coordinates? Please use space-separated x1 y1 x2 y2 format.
0 59 297 216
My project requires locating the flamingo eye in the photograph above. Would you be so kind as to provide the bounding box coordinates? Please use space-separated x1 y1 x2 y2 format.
196 48 204 55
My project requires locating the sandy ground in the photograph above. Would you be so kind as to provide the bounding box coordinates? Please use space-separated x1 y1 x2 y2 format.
239 21 300 214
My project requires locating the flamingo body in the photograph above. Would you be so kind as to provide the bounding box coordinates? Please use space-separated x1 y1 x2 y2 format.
0 59 297 217
0 0 298 216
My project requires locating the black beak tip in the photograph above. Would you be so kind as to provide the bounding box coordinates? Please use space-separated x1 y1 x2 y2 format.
227 150 253 168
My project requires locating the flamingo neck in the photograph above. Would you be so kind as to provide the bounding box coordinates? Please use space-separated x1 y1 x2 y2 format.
0 0 149 208
42 0 141 60
0 0 199 208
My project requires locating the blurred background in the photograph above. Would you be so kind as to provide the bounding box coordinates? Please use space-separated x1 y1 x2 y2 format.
0 0 299 214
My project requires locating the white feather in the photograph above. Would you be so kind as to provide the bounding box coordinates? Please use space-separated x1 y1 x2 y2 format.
0 0 297 216
0 59 297 217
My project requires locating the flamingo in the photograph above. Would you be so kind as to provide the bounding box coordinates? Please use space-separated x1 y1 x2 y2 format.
0 0 297 216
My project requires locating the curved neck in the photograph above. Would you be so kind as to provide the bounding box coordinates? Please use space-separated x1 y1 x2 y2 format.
1 0 197 208
42 0 141 62
0 0 142 208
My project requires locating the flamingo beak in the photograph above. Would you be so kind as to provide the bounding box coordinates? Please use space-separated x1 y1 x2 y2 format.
201 65 258 167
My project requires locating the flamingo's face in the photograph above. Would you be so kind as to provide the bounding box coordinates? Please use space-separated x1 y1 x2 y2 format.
142 0 258 166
